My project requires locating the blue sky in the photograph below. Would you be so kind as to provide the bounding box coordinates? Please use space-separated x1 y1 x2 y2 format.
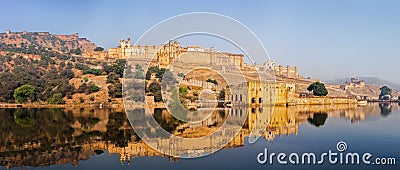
1 0 399 83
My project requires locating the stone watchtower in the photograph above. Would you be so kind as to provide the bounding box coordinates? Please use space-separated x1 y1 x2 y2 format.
286 65 291 78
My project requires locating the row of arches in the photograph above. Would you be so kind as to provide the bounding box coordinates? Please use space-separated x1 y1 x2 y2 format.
251 97 263 104
229 108 244 117
230 94 264 104
230 94 244 102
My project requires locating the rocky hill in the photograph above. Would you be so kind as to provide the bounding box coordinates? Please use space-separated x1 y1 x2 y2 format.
0 30 97 54
0 34 123 105
327 76 400 91
311 77 400 99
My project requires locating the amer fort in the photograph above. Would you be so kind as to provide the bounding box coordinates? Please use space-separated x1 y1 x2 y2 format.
82 38 357 107
0 36 398 168
76 38 376 162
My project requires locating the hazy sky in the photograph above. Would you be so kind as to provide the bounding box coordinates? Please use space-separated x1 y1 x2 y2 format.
1 0 399 83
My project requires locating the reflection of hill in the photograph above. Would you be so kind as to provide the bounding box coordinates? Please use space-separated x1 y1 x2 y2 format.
0 104 398 168
0 108 137 168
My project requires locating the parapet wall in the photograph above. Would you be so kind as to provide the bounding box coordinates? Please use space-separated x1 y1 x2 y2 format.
296 97 357 105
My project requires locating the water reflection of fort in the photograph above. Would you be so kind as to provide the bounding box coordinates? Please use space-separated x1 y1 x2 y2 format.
0 103 398 168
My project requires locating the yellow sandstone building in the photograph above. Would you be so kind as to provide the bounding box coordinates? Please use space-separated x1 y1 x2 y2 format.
229 81 296 106
83 38 244 69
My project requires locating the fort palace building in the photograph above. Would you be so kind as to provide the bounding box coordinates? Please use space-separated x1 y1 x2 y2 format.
83 38 244 69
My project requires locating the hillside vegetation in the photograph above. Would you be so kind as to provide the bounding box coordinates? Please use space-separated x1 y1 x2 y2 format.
0 31 123 105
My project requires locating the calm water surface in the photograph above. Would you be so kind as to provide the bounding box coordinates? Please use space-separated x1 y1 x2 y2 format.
1 103 399 170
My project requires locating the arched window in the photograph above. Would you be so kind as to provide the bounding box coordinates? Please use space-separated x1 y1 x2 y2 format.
251 98 256 104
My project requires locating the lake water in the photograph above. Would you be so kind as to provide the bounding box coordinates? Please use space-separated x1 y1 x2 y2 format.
1 103 399 170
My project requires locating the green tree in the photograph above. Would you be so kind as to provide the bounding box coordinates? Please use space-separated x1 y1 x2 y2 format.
156 68 166 79
106 72 120 83
206 79 218 85
60 69 75 79
149 82 161 93
307 112 328 127
77 83 88 93
134 70 144 79
307 82 328 96
14 109 36 127
108 83 123 98
79 97 85 103
153 91 163 102
14 84 35 103
73 48 82 55
145 66 167 80
379 86 392 100
94 47 104 51
83 68 102 75
219 89 226 100
162 70 177 86
177 73 185 77
379 103 392 117
47 93 65 104
102 62 113 74
112 59 126 77
90 85 100 93
179 86 189 98
135 64 143 71
145 70 152 80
